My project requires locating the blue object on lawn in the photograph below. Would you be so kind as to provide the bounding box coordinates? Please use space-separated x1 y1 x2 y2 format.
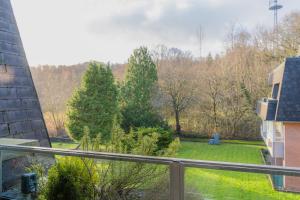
208 133 220 145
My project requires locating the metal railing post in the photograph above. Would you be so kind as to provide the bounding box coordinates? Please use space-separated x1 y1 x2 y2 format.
170 161 184 200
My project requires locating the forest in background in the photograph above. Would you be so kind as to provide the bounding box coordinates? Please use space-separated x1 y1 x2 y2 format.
31 12 300 139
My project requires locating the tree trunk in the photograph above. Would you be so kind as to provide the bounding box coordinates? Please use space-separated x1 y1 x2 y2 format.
175 110 181 134
213 99 217 132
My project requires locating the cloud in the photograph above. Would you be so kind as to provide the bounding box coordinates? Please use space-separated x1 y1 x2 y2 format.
11 0 300 65
88 0 271 53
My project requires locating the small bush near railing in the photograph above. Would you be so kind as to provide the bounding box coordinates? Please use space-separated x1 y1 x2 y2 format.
43 157 98 200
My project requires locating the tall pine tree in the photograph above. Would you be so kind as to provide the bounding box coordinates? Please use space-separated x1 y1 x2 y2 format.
66 62 119 141
121 47 164 131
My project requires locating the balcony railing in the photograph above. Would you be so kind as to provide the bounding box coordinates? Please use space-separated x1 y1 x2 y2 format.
1 144 300 200
274 131 284 142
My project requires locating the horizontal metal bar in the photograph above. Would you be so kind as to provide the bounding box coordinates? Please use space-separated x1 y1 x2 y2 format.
1 144 300 177
0 144 174 165
182 160 300 176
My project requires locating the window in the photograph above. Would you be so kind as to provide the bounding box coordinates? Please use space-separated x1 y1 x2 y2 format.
272 83 280 99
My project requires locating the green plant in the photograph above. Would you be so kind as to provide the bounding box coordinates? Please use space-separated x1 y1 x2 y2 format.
44 157 98 200
79 125 180 199
135 127 173 153
121 107 167 133
120 46 166 132
66 61 119 141
41 125 180 200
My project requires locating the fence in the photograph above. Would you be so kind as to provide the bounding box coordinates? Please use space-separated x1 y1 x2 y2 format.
1 144 300 200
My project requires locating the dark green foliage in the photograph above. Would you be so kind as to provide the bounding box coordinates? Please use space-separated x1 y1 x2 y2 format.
66 62 119 141
121 47 166 131
123 47 158 106
44 157 98 200
121 107 167 132
135 127 173 152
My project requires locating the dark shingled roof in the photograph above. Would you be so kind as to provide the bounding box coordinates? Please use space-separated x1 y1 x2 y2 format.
275 57 300 121
0 0 50 147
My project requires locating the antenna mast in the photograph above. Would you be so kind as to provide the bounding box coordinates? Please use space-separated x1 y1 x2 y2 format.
197 25 204 59
269 0 283 51
269 0 283 32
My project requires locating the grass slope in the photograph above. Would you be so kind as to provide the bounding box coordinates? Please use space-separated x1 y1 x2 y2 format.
177 141 300 200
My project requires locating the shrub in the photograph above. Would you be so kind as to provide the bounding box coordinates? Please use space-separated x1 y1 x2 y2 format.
44 157 98 200
135 127 173 152
40 127 180 200
120 107 167 133
96 129 180 199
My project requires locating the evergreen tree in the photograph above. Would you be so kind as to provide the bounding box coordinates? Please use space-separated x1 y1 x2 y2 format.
66 62 119 141
121 47 165 131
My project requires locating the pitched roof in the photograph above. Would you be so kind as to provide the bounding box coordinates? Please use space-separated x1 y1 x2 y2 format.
0 0 50 147
267 57 300 122
275 57 300 121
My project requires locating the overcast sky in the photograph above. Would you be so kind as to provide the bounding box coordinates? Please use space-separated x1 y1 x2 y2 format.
11 0 300 66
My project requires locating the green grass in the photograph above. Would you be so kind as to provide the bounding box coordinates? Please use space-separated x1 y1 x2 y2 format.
51 142 79 149
51 139 300 199
180 138 265 146
177 141 300 200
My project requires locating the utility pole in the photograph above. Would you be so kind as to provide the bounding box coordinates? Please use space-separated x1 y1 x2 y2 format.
197 25 204 60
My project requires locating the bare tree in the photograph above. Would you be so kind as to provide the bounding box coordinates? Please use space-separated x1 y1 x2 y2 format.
156 47 196 134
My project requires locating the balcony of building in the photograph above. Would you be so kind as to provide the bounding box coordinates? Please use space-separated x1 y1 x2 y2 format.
257 98 278 121
261 121 284 158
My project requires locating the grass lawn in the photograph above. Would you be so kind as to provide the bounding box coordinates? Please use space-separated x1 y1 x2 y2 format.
51 142 79 149
177 141 300 200
51 139 300 199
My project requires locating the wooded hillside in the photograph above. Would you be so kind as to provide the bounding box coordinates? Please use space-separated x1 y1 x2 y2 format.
31 12 300 139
